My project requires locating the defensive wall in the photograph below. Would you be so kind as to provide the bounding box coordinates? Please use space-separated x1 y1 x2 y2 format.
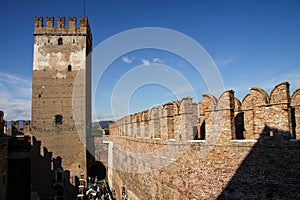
109 82 300 141
0 119 32 136
95 82 300 199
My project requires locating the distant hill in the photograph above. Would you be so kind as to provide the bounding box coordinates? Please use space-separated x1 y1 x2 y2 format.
92 121 114 129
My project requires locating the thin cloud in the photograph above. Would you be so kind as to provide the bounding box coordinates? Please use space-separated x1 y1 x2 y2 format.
0 71 31 85
141 59 150 66
153 57 164 63
94 113 122 122
122 56 135 64
218 54 237 68
260 73 300 93
0 99 31 120
0 71 31 120
165 85 198 100
227 71 300 101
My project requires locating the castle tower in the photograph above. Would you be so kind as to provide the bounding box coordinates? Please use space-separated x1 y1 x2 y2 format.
31 17 92 184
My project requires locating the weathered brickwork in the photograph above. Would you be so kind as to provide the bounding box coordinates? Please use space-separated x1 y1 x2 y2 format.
240 82 291 139
31 17 92 183
291 88 300 139
95 82 300 199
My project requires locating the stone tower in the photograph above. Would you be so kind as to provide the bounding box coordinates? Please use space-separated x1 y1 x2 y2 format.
31 17 92 184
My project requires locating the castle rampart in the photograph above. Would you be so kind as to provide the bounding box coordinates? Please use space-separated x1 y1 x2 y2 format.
109 82 299 143
102 82 300 199
109 97 198 142
4 120 31 136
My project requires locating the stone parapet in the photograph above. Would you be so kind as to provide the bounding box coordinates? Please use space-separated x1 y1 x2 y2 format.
109 82 300 144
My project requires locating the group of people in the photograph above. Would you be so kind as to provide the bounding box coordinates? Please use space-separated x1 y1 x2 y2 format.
86 177 111 200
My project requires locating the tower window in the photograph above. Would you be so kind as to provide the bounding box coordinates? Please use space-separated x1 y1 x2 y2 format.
55 114 63 125
68 65 72 72
58 37 63 45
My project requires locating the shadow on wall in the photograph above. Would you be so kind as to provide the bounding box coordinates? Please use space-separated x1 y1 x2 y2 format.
90 161 106 180
31 136 78 200
7 136 31 200
218 125 300 200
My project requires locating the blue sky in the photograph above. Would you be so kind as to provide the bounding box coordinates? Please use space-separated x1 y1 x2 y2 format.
0 0 300 121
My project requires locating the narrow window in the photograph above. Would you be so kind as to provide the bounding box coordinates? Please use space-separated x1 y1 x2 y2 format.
58 37 63 45
194 121 205 140
200 121 206 140
55 114 63 125
235 112 245 139
68 65 72 72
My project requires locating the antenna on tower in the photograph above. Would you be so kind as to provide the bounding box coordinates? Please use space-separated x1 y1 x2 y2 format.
83 0 86 17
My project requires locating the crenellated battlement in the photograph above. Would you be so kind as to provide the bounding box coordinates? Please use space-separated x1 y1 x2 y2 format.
34 16 91 36
109 82 300 142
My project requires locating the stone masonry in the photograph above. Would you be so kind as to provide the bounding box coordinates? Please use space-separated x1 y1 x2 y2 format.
96 82 300 199
31 17 92 185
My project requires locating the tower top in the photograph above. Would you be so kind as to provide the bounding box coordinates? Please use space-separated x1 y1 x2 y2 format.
34 16 91 37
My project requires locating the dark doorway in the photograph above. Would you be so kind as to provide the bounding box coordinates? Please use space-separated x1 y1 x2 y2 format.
90 161 106 180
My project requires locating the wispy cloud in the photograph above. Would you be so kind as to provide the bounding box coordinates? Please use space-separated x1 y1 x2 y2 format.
141 59 150 66
260 73 300 93
140 57 164 66
122 56 135 64
217 54 237 68
165 85 198 100
153 57 164 63
0 71 31 120
0 99 31 120
227 71 300 101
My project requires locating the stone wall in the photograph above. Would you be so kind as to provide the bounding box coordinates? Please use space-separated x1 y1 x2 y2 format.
96 82 300 199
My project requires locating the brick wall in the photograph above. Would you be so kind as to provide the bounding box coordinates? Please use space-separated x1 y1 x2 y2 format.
95 82 300 199
31 16 92 182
